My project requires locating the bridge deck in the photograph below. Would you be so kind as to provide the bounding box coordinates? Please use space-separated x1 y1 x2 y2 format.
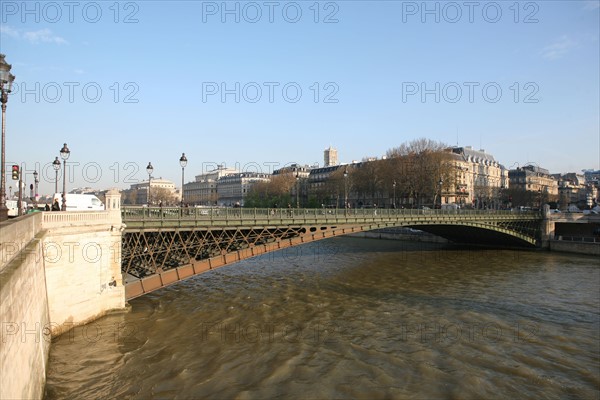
122 207 540 229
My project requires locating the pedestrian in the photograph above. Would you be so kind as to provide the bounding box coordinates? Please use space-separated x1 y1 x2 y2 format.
51 199 60 211
44 203 51 211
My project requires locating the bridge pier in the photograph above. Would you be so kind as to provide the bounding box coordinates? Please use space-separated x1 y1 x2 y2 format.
540 205 554 249
42 189 126 337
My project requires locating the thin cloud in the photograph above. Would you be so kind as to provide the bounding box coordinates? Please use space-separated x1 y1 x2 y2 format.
540 35 577 60
582 1 600 10
23 29 68 45
0 26 68 45
0 25 20 38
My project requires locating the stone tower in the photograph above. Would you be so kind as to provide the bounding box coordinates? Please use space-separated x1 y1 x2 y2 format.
324 146 338 167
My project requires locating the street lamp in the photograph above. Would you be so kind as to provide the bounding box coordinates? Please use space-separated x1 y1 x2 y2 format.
0 54 15 221
438 178 443 208
52 157 61 195
343 167 348 214
60 143 70 211
33 170 39 208
295 168 300 209
179 153 187 207
146 162 153 205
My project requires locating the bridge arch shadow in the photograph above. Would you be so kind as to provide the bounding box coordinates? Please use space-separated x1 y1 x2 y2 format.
400 223 538 248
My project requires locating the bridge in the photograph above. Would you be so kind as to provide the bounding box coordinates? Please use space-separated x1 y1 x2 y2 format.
0 193 556 399
121 206 543 299
1 193 594 400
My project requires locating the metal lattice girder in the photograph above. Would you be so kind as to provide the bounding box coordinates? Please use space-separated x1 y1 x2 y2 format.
122 226 308 279
121 207 545 298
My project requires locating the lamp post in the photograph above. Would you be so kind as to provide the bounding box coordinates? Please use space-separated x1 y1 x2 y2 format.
295 168 300 209
438 178 443 208
392 180 396 209
146 162 153 205
60 143 70 211
343 167 348 215
52 157 61 195
179 153 187 207
0 54 15 221
33 170 38 209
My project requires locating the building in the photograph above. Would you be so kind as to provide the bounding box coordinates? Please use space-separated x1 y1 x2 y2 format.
273 164 312 207
555 172 595 209
307 164 346 206
508 164 558 207
509 164 558 193
324 146 338 167
272 163 311 179
447 146 507 208
124 178 178 205
69 187 97 195
583 169 600 184
217 172 271 206
183 165 238 205
583 170 600 206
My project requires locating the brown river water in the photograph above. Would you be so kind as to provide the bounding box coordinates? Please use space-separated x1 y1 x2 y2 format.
44 237 600 399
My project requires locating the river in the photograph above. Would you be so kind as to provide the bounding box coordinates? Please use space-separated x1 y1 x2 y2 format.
44 237 600 399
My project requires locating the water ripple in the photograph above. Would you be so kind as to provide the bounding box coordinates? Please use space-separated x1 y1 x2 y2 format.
45 238 600 399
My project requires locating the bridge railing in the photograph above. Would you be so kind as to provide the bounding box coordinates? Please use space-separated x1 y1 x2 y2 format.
554 235 600 243
122 206 540 223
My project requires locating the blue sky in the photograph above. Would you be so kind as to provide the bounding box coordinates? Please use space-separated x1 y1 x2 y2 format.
1 0 599 193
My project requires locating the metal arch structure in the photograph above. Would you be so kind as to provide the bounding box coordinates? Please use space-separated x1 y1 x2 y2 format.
121 207 542 300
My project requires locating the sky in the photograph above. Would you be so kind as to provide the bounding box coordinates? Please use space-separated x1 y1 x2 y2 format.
1 0 599 195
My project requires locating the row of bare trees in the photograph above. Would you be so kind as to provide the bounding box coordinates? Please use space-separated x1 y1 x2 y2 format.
347 138 456 207
246 138 458 208
244 174 296 208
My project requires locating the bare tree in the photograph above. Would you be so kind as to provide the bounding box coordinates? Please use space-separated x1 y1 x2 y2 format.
323 167 348 207
386 138 447 158
126 189 138 205
152 188 178 205
245 174 294 207
351 159 383 207
385 138 453 207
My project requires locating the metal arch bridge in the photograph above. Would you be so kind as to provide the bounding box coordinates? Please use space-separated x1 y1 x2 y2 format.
121 207 542 299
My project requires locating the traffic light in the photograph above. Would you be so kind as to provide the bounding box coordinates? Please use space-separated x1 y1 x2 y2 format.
11 165 19 180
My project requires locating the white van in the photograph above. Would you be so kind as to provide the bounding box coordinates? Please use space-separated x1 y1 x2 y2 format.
5 200 26 217
52 193 104 211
